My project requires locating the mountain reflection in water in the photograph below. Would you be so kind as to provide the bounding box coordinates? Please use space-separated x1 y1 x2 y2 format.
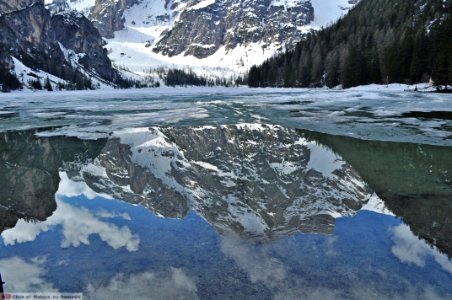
302 129 452 257
0 130 105 233
69 124 376 240
0 125 451 299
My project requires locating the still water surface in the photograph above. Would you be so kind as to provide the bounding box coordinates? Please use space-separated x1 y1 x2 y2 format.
0 88 451 299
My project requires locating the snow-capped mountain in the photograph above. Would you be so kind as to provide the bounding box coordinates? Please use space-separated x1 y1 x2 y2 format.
69 124 379 241
48 0 358 75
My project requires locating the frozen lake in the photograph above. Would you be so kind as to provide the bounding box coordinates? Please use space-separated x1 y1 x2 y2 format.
0 86 450 144
0 87 451 299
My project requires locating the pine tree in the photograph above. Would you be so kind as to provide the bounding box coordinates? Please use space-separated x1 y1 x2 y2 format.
44 77 53 91
248 0 451 89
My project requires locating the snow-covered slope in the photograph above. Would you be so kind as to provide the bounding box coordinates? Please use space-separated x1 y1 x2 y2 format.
45 0 95 13
47 0 358 77
11 57 67 91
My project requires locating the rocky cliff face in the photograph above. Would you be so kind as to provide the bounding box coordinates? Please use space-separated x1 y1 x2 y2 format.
69 125 374 241
0 0 119 90
0 0 40 12
90 0 140 38
51 10 119 82
153 0 313 58
0 1 64 86
83 0 314 57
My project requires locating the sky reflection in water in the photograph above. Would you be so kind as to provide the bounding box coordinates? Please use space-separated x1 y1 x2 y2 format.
1 173 451 300
0 89 451 299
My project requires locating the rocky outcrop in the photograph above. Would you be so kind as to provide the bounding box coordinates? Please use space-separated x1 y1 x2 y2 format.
0 2 62 58
90 0 141 38
154 0 313 58
0 1 120 89
51 11 119 82
0 0 41 12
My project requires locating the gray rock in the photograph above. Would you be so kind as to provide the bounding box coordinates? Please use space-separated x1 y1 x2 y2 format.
90 0 142 38
0 1 119 87
0 0 42 13
52 10 119 82
153 0 314 58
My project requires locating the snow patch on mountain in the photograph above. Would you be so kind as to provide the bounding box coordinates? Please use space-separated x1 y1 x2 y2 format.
361 193 394 216
67 0 95 12
11 57 67 91
188 0 216 11
108 36 284 78
310 0 357 27
295 139 344 178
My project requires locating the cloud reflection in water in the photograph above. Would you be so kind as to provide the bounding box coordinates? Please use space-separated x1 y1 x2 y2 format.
85 268 198 300
391 224 452 275
2 173 139 252
0 257 57 292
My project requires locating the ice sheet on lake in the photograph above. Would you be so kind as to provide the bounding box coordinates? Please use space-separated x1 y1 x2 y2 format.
0 87 450 145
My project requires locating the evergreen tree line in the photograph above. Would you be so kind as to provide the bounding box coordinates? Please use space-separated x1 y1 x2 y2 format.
0 67 22 92
0 53 94 92
165 69 209 87
248 0 452 89
164 68 245 87
17 51 94 90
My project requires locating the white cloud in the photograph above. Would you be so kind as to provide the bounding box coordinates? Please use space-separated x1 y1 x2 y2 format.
220 234 286 287
56 172 112 200
0 257 57 293
96 210 131 221
2 201 139 252
222 229 452 300
85 268 198 300
391 224 452 275
1 219 51 246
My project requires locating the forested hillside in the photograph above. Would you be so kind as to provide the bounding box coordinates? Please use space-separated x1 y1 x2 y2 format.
248 0 452 89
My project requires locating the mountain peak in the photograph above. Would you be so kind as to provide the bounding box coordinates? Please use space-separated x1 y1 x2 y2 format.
45 0 358 75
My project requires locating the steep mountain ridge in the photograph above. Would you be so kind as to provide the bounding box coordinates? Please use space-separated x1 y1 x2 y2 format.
50 0 358 75
152 0 314 59
0 0 121 91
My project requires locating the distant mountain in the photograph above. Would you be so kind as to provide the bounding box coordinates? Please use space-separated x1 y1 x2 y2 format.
0 0 123 92
248 0 452 89
48 0 358 75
